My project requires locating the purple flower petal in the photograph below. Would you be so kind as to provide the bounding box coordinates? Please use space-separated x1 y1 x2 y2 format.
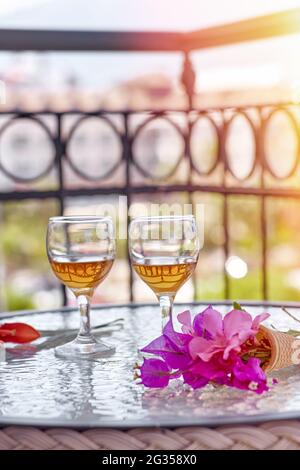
223 335 242 360
140 358 171 388
189 358 229 380
141 334 173 355
223 309 253 341
231 357 268 394
192 313 204 337
182 371 208 389
163 319 191 350
141 325 192 370
252 312 270 331
188 336 225 361
163 350 192 369
178 310 193 335
200 306 223 338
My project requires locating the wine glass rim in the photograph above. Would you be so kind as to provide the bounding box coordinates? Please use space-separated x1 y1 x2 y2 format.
130 215 196 222
49 215 113 223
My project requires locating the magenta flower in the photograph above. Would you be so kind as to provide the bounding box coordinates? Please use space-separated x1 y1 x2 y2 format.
138 305 271 394
231 357 269 394
140 358 171 388
188 307 269 361
141 318 192 369
178 307 213 338
182 353 236 388
182 371 209 389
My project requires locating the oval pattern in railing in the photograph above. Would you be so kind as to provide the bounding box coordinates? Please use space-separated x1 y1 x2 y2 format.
132 117 185 180
263 108 299 179
66 116 123 181
225 112 256 181
0 117 55 182
190 115 219 175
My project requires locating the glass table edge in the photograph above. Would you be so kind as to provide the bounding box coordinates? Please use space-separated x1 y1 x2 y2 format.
0 409 299 429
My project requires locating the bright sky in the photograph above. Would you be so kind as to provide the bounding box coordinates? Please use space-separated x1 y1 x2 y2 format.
0 0 300 30
0 0 46 16
1 0 300 92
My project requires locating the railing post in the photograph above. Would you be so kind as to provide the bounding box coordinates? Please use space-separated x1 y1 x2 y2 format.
181 52 197 298
221 111 230 300
55 113 67 306
123 112 134 302
181 51 195 109
258 108 268 301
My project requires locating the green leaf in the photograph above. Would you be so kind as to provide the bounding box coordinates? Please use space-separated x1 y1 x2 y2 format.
270 323 300 337
283 329 300 337
233 301 246 311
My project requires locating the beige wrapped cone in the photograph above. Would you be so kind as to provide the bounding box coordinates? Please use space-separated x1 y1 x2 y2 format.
259 325 297 372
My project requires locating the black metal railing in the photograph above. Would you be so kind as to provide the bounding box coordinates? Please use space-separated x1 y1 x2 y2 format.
0 103 300 301
1 8 300 303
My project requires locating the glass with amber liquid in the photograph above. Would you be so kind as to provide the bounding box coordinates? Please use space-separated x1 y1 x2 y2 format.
47 216 115 359
129 216 199 329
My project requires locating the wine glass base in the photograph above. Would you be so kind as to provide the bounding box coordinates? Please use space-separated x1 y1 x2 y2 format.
54 337 116 360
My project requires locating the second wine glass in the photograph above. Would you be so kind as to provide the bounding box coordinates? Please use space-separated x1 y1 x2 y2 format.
129 215 199 329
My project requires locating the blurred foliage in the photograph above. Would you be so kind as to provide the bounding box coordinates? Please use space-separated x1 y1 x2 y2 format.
5 288 35 311
195 269 300 302
0 200 58 311
0 200 58 271
1 193 300 310
195 273 224 300
194 195 300 303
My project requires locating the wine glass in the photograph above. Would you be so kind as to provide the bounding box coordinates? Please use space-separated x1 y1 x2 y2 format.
129 215 199 329
47 216 116 359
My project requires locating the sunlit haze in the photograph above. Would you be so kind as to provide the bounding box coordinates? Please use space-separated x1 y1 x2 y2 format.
1 1 300 94
0 0 300 30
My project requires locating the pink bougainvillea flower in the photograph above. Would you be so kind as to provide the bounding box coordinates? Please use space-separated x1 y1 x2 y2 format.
138 305 271 394
177 310 193 335
141 318 192 369
189 308 269 362
223 310 269 344
0 323 40 344
189 351 238 382
182 371 209 389
231 357 269 394
178 306 219 339
140 358 171 388
163 319 192 353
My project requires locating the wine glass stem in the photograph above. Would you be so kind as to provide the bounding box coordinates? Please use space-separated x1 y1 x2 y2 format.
77 294 93 343
159 294 174 330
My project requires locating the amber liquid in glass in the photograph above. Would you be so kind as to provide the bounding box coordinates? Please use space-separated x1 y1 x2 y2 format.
133 258 196 296
50 257 113 296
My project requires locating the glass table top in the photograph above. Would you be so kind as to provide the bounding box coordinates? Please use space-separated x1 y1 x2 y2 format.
1 301 300 428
